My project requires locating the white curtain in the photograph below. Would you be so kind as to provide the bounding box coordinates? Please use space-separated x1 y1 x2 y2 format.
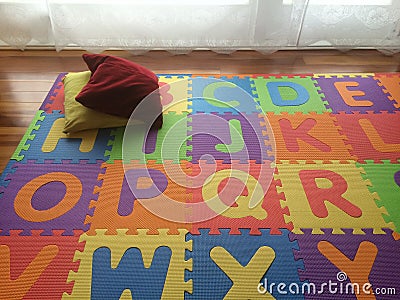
0 0 399 54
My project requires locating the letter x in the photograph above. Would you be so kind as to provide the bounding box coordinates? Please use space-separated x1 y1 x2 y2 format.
210 246 276 299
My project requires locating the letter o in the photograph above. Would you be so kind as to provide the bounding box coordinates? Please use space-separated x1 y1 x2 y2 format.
14 172 82 222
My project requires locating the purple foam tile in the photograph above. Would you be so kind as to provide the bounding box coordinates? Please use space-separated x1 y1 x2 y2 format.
189 112 273 163
0 160 103 235
290 229 399 299
315 76 397 113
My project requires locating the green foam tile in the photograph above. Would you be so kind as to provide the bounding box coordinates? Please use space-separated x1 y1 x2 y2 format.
358 161 400 232
108 113 191 164
11 110 45 161
250 76 328 114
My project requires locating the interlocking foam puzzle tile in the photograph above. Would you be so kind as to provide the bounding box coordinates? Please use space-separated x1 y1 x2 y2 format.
104 126 124 163
187 160 291 235
16 111 113 163
314 74 399 113
275 161 394 234
290 228 399 299
264 112 355 163
190 76 261 114
157 74 192 78
313 73 375 78
0 160 103 236
66 229 192 299
186 229 304 299
1 72 400 299
251 73 314 78
359 160 400 233
335 111 400 163
11 110 45 161
110 112 191 164
374 73 400 108
250 75 329 114
0 160 17 190
192 74 254 79
158 75 191 114
39 73 67 113
86 160 191 235
188 112 273 164
0 230 84 299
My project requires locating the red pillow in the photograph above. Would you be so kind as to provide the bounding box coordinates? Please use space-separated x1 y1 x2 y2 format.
76 54 162 128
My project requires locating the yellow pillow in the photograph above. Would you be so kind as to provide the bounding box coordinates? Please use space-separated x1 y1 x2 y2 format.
63 71 129 133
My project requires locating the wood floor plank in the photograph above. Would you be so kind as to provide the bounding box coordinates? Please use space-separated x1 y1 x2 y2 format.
303 54 399 66
0 80 55 92
0 146 20 158
0 102 41 114
0 72 62 80
0 115 36 127
0 128 26 167
0 91 49 103
0 127 27 135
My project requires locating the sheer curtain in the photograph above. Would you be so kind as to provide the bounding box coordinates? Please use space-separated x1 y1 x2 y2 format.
0 0 399 54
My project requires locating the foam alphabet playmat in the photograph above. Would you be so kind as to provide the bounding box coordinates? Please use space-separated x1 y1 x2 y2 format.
0 73 399 299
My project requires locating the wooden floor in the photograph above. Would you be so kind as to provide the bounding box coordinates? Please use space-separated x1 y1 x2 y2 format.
0 49 399 173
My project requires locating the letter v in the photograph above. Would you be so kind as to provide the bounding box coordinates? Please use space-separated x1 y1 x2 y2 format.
0 244 58 300
318 241 377 300
210 246 275 299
